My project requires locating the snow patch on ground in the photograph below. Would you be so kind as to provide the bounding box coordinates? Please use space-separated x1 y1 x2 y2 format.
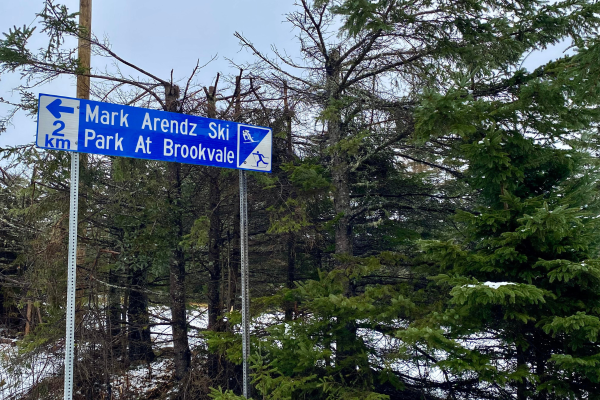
0 339 62 400
108 358 174 399
0 305 209 399
466 281 516 289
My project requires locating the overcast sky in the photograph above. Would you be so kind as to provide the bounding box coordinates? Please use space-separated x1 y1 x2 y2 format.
0 0 298 147
0 0 571 148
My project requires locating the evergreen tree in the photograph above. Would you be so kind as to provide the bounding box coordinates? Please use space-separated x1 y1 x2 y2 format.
209 1 600 399
408 40 600 400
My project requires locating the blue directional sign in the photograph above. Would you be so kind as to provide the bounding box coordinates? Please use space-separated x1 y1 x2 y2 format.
36 93 272 172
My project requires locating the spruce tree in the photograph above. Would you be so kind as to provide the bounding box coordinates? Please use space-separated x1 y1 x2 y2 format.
410 44 600 399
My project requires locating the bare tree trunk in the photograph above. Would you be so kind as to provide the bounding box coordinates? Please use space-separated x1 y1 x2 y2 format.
204 82 229 386
228 73 243 317
228 185 241 314
325 48 364 382
121 286 129 364
107 269 121 358
127 267 154 362
326 50 353 258
207 172 222 331
0 291 6 328
205 83 223 332
284 79 297 323
168 161 191 380
36 306 42 326
284 81 293 157
284 234 295 322
516 344 528 400
25 300 32 335
165 84 191 380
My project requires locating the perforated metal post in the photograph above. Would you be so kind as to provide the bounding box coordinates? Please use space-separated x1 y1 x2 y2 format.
239 170 250 398
63 153 79 400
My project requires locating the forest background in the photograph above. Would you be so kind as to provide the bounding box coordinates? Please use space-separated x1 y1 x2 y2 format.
1 0 600 399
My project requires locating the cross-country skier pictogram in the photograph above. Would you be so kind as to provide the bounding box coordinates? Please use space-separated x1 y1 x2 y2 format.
252 150 269 168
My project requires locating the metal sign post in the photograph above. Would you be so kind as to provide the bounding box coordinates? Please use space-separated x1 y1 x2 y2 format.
64 1 91 399
239 170 250 398
63 153 79 400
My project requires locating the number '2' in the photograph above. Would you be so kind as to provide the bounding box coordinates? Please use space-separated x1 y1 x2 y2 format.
52 120 65 137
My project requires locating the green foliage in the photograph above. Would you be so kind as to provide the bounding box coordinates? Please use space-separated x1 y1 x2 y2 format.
208 253 424 399
328 0 390 36
450 282 547 307
208 387 247 400
267 198 312 234
17 307 65 353
36 1 81 57
0 1 80 71
415 107 600 397
281 163 332 193
0 25 36 68
544 312 600 345
181 216 210 249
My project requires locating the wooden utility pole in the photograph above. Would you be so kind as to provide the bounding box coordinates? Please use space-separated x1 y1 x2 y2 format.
64 1 91 399
77 0 92 100
75 0 91 310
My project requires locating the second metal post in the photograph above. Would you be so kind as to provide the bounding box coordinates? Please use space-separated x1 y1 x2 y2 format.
239 170 250 398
